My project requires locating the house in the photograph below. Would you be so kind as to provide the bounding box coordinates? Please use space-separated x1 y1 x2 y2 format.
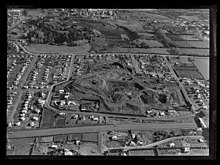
121 34 129 41
159 112 165 116
198 138 205 143
59 89 65 94
14 122 21 126
112 136 118 140
50 145 58 149
169 143 175 147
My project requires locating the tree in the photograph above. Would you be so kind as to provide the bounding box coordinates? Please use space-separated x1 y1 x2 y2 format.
22 9 28 17
140 42 150 48
202 128 209 145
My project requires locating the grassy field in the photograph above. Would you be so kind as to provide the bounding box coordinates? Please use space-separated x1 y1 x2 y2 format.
176 70 204 80
175 41 209 48
54 134 68 142
179 35 201 41
25 43 91 54
129 149 155 156
56 117 66 127
176 48 209 55
8 138 36 155
129 48 169 54
41 109 56 128
136 39 164 47
82 133 99 143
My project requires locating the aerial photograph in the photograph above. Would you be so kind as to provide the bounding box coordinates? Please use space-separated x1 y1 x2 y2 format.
7 8 211 158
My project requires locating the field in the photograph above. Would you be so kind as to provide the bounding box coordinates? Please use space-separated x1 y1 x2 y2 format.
137 39 164 47
82 133 99 143
129 11 172 21
129 149 155 156
25 44 91 54
190 149 209 156
129 48 169 54
56 118 66 127
179 35 201 41
54 134 68 142
104 47 129 53
37 136 53 143
138 32 155 39
68 133 82 141
175 70 204 80
40 109 56 128
178 15 200 21
175 41 209 48
192 57 209 80
177 48 209 55
8 138 36 155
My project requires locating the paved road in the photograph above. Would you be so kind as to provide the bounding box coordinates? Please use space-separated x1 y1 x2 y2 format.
8 122 196 139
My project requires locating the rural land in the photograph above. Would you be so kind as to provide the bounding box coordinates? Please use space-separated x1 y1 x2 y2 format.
7 8 210 157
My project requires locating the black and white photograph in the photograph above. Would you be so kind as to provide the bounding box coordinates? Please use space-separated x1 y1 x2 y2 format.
6 7 216 159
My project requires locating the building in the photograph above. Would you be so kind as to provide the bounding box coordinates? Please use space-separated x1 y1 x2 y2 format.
121 34 129 41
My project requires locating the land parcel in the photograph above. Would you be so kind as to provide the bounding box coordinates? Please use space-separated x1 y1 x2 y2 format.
82 133 99 143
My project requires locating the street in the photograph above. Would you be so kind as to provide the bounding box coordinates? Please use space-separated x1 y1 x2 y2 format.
163 56 196 113
8 122 197 139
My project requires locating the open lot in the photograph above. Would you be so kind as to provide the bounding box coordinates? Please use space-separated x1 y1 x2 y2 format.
82 133 99 143
40 109 56 128
7 138 36 155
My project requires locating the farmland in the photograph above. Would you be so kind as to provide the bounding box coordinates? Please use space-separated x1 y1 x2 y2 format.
175 70 204 80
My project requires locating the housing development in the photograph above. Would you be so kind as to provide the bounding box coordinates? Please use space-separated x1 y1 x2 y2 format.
7 8 210 157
